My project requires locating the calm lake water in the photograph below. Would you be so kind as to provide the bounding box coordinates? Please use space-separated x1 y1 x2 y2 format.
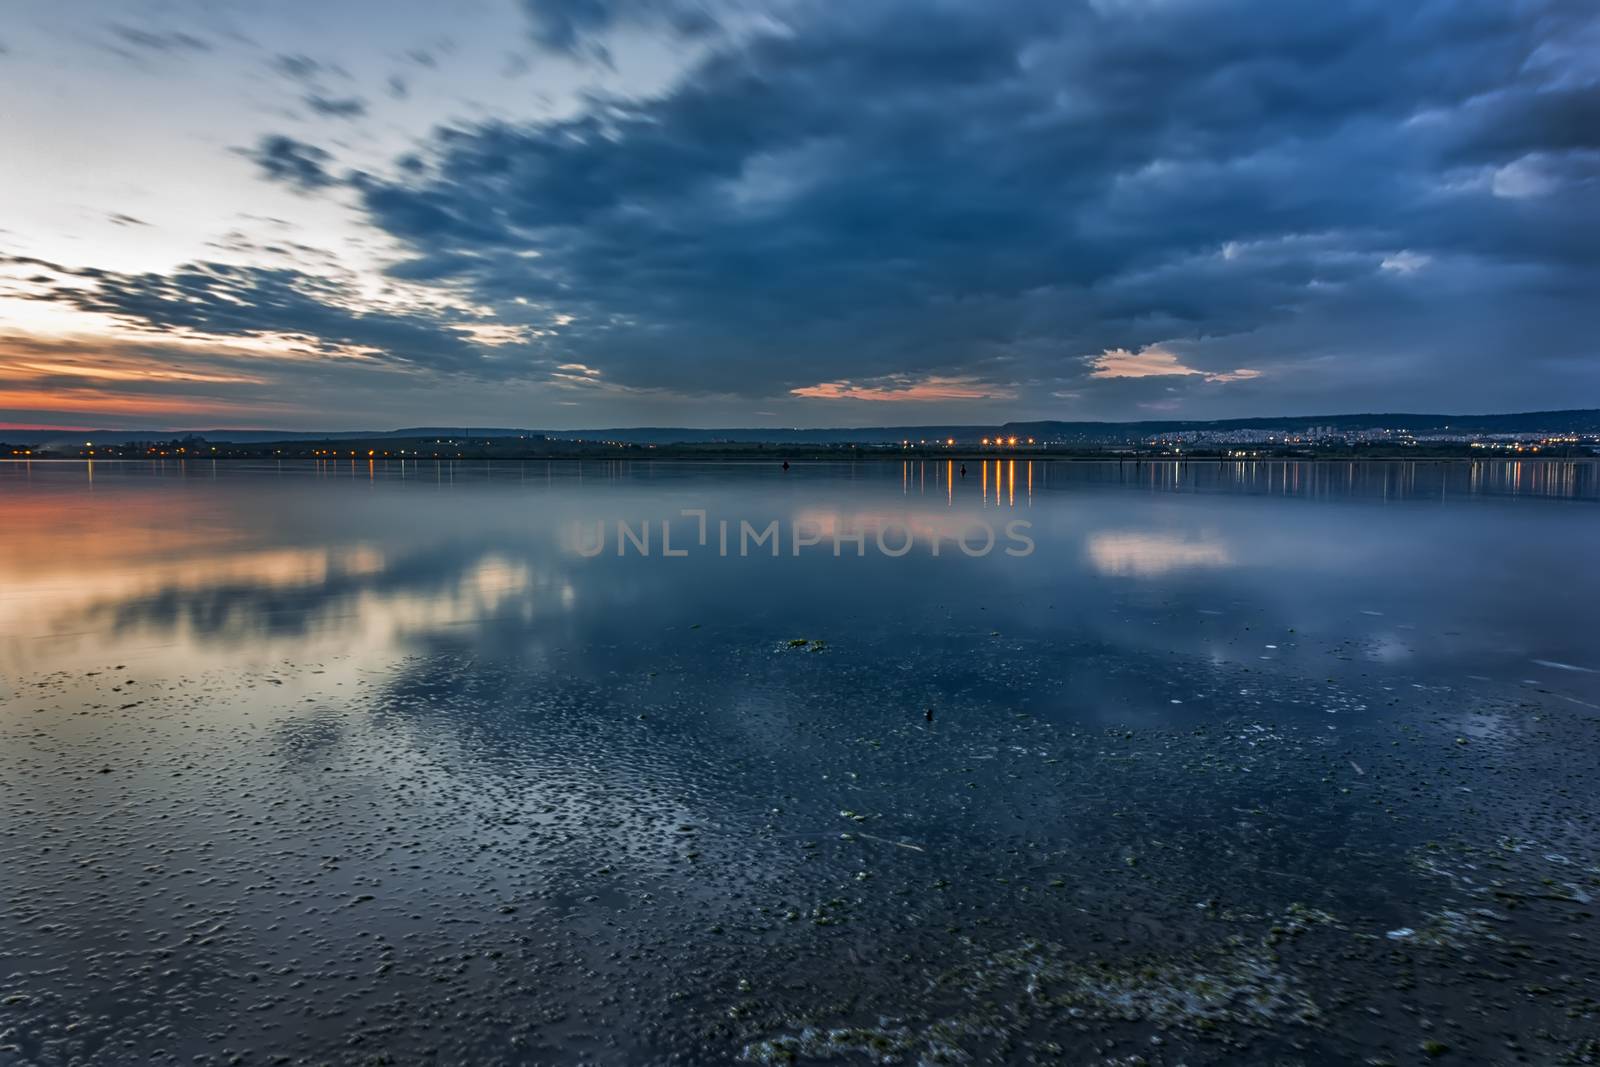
2 458 1598 1065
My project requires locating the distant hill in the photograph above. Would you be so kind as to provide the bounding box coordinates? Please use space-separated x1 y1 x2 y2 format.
4 410 1598 447
998 410 1600 441
524 410 1600 444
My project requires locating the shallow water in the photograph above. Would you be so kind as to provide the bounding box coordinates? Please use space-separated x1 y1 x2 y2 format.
2 458 1598 1065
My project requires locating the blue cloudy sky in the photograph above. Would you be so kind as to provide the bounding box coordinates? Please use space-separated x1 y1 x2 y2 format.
1 0 1596 429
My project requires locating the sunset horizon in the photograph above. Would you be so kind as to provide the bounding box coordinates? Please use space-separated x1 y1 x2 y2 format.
4 1 1597 430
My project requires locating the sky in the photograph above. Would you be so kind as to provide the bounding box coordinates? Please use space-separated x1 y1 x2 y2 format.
1 0 1597 431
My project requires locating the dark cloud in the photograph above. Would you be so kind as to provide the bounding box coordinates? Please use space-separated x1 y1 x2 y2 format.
317 0 1598 412
23 258 505 377
1437 85 1600 166
37 0 1600 421
305 94 368 118
244 134 339 191
109 24 211 53
520 0 718 59
270 54 349 82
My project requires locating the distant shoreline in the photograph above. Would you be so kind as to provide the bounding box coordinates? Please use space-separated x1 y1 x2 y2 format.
4 449 1596 464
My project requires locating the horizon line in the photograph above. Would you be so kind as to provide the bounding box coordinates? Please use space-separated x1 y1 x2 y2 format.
5 405 1600 437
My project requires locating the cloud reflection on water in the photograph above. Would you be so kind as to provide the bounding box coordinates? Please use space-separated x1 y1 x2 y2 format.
1085 531 1233 577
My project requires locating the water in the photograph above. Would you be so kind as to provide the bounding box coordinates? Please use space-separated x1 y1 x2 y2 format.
2 458 1598 1065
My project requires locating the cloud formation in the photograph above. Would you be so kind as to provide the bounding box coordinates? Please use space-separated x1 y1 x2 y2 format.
324 0 1599 414
9 255 504 376
245 135 340 191
304 94 368 119
791 376 1012 402
519 0 719 59
1090 347 1260 385
7 0 1600 427
109 25 211 54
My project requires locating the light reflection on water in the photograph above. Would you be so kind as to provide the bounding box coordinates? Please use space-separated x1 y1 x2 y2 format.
2 458 1598 687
